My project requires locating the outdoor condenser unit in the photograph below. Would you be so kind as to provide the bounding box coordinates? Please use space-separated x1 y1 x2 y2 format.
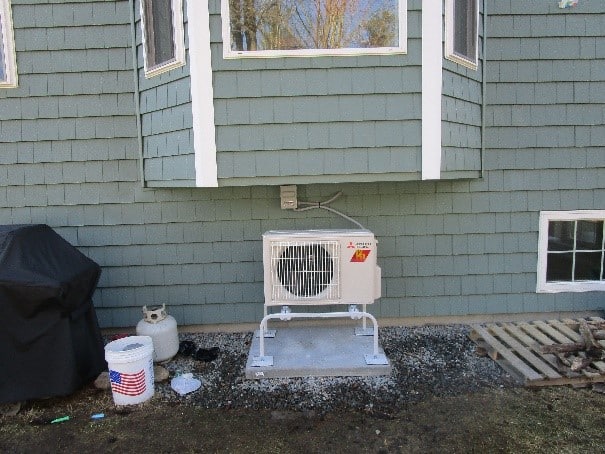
263 229 381 306
251 229 387 367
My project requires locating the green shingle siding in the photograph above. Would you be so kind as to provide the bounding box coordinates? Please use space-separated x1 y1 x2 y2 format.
133 0 192 185
207 3 427 184
3 0 605 327
441 4 484 177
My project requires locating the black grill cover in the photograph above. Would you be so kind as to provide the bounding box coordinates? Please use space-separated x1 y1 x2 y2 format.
0 224 105 403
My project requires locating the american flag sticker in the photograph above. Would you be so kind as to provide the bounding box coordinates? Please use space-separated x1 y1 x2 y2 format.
109 369 146 397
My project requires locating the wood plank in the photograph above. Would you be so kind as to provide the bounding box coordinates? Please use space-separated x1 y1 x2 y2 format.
548 319 582 342
471 325 543 382
533 320 576 344
563 318 605 331
518 322 556 346
502 323 539 347
468 329 482 343
502 323 559 370
592 361 605 372
470 319 605 388
527 374 605 388
488 357 529 385
489 325 561 379
540 343 584 354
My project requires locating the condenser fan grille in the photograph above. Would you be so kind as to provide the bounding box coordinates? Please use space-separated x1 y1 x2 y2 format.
271 240 340 301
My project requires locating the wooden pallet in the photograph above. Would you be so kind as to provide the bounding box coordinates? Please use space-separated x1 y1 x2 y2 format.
469 317 605 387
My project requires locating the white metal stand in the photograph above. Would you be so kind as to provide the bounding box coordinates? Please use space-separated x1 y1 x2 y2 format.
251 304 389 367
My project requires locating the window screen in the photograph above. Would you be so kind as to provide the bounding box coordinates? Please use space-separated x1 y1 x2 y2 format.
453 0 477 61
143 0 175 67
140 0 185 77
445 0 478 69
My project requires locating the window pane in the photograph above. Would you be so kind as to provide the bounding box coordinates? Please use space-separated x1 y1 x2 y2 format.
453 0 476 59
574 252 602 281
145 0 175 66
228 0 399 52
546 252 573 282
576 220 603 251
548 221 574 251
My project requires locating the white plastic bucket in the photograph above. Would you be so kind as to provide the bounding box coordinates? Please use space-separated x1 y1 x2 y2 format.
104 336 155 405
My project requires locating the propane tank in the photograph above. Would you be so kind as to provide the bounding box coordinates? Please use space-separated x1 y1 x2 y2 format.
135 304 179 362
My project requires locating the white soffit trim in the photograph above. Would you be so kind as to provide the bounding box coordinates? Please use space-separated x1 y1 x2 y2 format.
421 1 443 180
187 0 218 187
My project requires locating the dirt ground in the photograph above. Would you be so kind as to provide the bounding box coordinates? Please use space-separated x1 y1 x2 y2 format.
2 384 605 453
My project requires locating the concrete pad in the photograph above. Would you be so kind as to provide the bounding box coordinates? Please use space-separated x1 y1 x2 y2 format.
245 325 391 379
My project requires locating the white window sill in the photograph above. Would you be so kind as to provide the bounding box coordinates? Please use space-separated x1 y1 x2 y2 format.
537 281 605 293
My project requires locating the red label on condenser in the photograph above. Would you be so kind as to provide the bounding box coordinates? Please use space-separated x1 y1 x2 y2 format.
350 249 371 262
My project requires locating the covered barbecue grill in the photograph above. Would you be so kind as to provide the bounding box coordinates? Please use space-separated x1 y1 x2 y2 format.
0 224 105 403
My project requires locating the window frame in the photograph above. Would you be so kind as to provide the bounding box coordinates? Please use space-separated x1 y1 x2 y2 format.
444 0 479 70
221 0 407 59
0 0 18 88
139 0 186 78
537 210 605 293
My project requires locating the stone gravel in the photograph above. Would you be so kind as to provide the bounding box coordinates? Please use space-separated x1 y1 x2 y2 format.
143 325 517 414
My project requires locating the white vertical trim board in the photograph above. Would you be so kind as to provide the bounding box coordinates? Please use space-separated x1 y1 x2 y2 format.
421 1 443 180
187 0 218 187
0 0 18 88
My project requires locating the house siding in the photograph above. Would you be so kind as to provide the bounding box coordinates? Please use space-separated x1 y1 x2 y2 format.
1 0 604 329
133 0 196 185
138 0 484 186
211 1 426 184
441 4 484 176
1 0 139 327
441 65 483 175
481 1 605 313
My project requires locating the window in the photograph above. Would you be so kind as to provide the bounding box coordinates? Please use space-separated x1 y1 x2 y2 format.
537 211 605 293
222 0 407 58
0 0 17 88
140 0 185 78
445 0 479 70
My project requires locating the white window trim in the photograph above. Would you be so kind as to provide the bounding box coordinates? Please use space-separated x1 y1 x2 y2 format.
221 0 407 59
140 0 186 78
0 0 18 88
537 210 605 293
444 0 479 71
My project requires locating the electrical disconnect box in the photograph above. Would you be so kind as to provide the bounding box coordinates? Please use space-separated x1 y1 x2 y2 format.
280 185 297 210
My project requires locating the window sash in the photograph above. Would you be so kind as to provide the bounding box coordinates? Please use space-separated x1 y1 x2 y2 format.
537 211 605 293
445 0 479 70
0 12 5 81
453 0 476 59
0 0 17 88
221 0 408 59
140 0 185 78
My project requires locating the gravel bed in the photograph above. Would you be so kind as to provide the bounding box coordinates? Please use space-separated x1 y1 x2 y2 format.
143 325 517 414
